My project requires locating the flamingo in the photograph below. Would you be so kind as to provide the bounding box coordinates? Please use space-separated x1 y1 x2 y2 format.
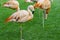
5 5 35 23
34 0 52 19
3 0 19 10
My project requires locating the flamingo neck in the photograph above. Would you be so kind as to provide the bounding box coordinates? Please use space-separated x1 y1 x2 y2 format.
27 8 32 13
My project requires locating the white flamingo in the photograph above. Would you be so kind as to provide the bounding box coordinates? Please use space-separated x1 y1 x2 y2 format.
5 5 35 23
3 0 20 10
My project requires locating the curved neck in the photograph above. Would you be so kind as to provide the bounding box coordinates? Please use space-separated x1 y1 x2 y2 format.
27 8 33 16
27 8 32 14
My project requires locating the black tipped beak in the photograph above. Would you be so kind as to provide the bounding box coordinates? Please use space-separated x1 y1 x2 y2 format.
32 11 35 14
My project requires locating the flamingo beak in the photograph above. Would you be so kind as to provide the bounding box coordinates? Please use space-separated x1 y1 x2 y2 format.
32 11 35 14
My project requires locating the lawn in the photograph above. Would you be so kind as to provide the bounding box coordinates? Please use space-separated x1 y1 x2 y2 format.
0 0 60 40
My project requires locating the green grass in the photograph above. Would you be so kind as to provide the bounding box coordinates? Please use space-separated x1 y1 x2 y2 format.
0 0 60 40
